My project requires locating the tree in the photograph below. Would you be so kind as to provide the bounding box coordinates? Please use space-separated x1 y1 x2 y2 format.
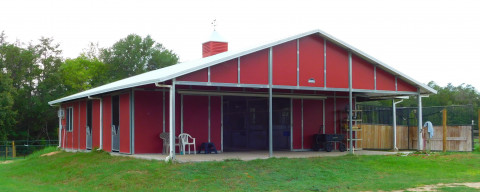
0 72 16 141
100 34 179 81
60 56 107 95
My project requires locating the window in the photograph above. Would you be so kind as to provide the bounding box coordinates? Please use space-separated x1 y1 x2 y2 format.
66 107 74 132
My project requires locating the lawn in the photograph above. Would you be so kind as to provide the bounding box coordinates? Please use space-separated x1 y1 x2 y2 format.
1 147 479 191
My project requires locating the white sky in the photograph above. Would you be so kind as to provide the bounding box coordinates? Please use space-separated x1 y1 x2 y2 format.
1 0 479 90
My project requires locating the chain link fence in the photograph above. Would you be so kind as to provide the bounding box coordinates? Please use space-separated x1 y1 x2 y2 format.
1 140 58 160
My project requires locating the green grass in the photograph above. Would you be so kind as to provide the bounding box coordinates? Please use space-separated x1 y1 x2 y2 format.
1 148 480 191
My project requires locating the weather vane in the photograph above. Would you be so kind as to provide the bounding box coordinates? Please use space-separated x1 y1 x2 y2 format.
211 19 217 31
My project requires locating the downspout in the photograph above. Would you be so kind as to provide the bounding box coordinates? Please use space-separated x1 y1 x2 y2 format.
155 82 175 161
392 99 404 151
50 103 62 148
88 96 103 150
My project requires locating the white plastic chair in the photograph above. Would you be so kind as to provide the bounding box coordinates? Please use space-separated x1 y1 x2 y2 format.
159 132 180 155
178 133 196 155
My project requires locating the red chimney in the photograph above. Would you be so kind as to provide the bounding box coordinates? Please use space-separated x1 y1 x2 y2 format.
202 31 228 58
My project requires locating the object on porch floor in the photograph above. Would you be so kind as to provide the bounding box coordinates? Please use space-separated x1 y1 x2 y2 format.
178 133 196 155
159 132 180 154
313 134 346 152
198 142 218 154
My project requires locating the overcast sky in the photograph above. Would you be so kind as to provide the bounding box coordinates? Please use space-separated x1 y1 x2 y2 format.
1 0 479 89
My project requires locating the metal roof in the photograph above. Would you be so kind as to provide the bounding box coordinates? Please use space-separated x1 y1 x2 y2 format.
49 29 436 105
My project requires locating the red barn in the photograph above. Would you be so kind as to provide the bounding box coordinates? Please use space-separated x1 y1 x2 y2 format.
49 29 435 159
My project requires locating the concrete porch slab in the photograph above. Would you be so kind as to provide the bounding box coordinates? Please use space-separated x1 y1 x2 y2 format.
112 150 410 163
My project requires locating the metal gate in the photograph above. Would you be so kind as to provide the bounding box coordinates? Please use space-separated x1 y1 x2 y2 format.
112 125 120 152
86 126 92 150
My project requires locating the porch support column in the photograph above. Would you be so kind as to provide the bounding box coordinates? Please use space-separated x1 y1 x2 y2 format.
58 106 62 148
417 93 423 151
268 47 273 157
392 99 403 151
348 52 353 154
169 80 176 160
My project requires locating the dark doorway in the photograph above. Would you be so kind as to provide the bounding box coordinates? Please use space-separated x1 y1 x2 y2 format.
86 100 93 150
111 95 120 152
223 96 290 151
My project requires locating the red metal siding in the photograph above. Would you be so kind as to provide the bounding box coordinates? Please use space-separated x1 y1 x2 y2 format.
397 78 417 92
292 99 302 149
177 68 208 82
352 55 375 90
73 102 79 149
119 93 130 154
376 68 396 91
326 42 349 88
210 96 222 151
92 100 100 148
203 41 228 58
299 35 324 87
302 99 323 149
102 96 112 152
79 101 86 150
240 49 269 84
273 40 297 86
182 95 209 148
324 98 335 134
210 59 238 83
134 91 163 154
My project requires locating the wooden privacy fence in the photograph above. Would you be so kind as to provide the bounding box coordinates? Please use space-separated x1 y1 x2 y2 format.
358 124 472 151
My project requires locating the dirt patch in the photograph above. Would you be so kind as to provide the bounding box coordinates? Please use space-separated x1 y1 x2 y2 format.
41 151 61 157
0 160 13 164
389 182 480 192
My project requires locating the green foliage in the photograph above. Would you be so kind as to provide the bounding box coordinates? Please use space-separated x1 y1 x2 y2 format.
100 34 179 82
60 56 107 95
1 150 480 191
0 73 16 141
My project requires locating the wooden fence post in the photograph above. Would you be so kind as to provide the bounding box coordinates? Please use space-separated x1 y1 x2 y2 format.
443 109 447 152
12 141 16 158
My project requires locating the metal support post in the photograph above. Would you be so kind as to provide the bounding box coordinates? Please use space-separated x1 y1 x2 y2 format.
268 47 273 157
417 94 423 151
348 52 353 154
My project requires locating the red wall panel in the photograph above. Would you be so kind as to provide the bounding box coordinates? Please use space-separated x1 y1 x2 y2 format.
79 100 86 150
102 96 112 152
177 68 208 82
73 102 79 149
302 99 323 149
326 42 349 88
92 100 100 148
119 93 131 154
292 99 302 149
352 55 375 90
324 98 335 134
376 68 396 91
397 78 417 92
299 35 324 87
240 49 268 84
273 40 297 86
210 59 238 83
134 91 163 154
210 96 222 151
182 95 209 149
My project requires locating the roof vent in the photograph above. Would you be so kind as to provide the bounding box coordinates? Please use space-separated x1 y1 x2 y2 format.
202 30 228 58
